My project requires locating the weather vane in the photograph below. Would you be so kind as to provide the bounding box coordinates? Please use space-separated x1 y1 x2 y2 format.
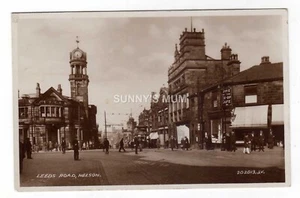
76 36 79 48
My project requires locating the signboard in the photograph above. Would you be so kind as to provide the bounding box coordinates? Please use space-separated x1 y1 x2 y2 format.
222 86 232 108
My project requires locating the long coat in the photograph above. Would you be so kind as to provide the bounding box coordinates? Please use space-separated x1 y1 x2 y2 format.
72 139 79 151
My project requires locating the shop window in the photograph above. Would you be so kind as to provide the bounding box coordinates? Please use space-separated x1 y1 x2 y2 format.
244 85 257 104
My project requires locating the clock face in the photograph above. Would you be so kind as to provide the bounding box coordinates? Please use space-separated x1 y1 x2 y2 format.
74 50 82 58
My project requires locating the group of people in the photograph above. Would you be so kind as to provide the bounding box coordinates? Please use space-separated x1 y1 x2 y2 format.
243 130 276 154
180 136 190 150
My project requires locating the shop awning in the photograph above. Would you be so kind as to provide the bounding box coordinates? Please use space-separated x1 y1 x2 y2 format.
272 104 284 125
231 105 268 128
149 132 159 139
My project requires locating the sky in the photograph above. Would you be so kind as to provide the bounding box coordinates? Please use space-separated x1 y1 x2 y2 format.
16 13 285 131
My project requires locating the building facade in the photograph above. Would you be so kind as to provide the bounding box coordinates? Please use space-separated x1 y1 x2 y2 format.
198 57 284 146
18 43 98 149
149 87 169 146
168 27 240 146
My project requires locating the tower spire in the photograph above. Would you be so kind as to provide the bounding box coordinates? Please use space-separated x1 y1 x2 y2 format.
76 36 79 48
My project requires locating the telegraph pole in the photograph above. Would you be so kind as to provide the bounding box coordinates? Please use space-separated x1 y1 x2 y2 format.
104 111 107 139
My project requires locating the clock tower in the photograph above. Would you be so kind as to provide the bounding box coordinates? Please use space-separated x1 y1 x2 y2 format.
69 37 89 117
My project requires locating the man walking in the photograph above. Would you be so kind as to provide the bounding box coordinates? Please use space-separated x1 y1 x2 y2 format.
170 136 175 151
61 138 66 154
25 138 32 159
134 136 139 154
250 131 256 152
258 130 265 152
104 138 110 154
119 138 126 152
72 136 79 160
230 130 236 152
19 140 25 174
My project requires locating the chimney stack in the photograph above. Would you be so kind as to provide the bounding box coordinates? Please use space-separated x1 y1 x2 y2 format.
57 84 62 95
260 56 271 65
36 83 41 98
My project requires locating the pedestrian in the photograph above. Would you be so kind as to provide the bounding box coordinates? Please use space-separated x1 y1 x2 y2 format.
61 138 66 154
250 131 256 152
204 132 209 150
268 129 275 149
49 141 53 152
54 142 58 151
180 138 185 150
170 136 175 151
134 136 139 154
225 132 231 151
25 138 32 159
19 140 25 174
230 130 236 152
72 136 79 160
185 136 189 150
119 138 126 152
258 130 265 152
104 138 110 154
243 134 251 154
156 138 161 149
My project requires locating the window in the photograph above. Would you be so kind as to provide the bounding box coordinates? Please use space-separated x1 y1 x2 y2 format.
244 85 258 104
40 106 45 117
19 107 28 118
51 107 55 117
46 107 50 117
212 91 218 108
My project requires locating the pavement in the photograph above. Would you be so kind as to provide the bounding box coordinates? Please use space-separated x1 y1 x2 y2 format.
19 146 285 187
125 146 285 169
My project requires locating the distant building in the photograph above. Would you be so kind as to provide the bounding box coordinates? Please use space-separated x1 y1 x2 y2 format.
18 41 98 149
150 87 169 146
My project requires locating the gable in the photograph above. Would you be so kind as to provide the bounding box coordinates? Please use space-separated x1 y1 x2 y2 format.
32 87 69 106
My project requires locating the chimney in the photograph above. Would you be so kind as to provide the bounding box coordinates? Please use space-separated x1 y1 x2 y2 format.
220 42 232 60
227 54 241 76
57 84 62 95
260 56 271 65
36 83 41 98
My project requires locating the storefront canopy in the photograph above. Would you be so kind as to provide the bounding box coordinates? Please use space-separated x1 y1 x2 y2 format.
272 104 284 125
149 132 159 140
231 105 268 128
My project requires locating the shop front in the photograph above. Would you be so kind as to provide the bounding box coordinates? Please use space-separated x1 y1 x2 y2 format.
230 105 269 144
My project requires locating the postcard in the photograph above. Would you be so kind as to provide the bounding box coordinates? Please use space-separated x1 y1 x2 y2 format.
12 9 289 191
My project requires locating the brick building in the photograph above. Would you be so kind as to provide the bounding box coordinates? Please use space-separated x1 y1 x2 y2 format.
197 57 284 146
168 27 240 146
18 42 98 149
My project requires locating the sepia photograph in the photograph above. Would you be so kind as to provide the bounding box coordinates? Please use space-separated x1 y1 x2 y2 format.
12 10 289 190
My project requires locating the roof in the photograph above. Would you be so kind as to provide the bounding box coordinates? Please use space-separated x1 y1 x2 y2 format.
224 62 283 84
198 62 283 94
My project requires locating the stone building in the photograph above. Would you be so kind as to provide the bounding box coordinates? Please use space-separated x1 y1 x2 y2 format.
18 42 98 149
149 87 169 147
168 27 240 146
197 57 284 146
137 108 151 134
